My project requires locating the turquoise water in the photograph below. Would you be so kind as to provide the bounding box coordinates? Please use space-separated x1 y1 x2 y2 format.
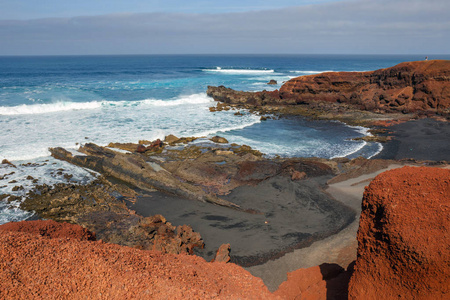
1 54 449 223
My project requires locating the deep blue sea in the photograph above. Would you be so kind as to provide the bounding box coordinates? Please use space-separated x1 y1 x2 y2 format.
1 54 449 223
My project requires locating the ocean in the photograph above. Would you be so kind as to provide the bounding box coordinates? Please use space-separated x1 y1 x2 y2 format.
1 54 448 223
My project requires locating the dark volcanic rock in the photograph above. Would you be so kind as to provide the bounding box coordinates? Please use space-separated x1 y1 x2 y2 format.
207 85 284 107
20 179 205 254
211 136 229 144
49 144 239 209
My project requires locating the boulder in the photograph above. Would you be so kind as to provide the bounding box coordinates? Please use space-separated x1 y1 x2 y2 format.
107 142 138 152
212 243 231 263
267 79 277 85
349 166 450 299
1 159 16 167
211 136 229 144
164 134 179 145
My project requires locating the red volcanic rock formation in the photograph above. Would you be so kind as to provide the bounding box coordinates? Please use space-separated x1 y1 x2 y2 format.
208 60 450 114
349 166 450 299
279 60 450 113
0 222 277 299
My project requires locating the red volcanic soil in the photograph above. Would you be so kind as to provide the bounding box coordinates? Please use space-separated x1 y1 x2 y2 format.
274 263 352 300
0 225 277 299
279 60 450 113
0 219 96 241
349 166 450 299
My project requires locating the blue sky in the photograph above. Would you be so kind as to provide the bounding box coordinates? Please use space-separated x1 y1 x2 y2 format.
1 0 449 55
0 0 339 19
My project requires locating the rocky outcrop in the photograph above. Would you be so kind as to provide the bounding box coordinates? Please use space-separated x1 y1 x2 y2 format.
49 141 337 208
349 166 450 299
280 60 450 113
207 85 283 107
208 60 450 116
44 140 360 267
0 223 276 299
212 243 231 263
49 144 240 209
20 179 204 255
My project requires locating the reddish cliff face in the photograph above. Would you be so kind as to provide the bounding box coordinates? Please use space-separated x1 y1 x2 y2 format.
279 60 450 113
0 223 276 299
349 166 450 299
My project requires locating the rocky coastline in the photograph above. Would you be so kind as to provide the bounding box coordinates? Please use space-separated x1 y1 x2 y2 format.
1 60 449 298
1 165 448 299
207 60 450 120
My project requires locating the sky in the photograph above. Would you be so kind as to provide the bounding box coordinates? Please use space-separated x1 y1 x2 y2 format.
1 0 449 55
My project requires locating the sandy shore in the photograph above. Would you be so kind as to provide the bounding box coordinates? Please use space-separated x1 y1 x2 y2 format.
246 163 406 291
374 118 450 161
127 174 355 266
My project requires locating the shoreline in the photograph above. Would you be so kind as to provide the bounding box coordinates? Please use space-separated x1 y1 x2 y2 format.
126 174 355 266
373 118 450 161
245 163 406 291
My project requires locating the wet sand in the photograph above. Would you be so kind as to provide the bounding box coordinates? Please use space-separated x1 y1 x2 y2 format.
127 174 355 266
374 118 450 161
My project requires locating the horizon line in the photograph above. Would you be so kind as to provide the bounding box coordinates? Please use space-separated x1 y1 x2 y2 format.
1 53 449 58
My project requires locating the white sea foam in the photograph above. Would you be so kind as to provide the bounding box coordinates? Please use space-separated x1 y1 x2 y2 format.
330 141 367 159
198 119 261 138
0 101 102 115
349 125 371 136
203 67 275 75
0 157 97 224
139 93 213 107
368 143 384 159
0 201 33 225
0 93 213 116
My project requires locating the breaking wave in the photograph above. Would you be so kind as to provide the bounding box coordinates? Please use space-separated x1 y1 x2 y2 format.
0 93 213 115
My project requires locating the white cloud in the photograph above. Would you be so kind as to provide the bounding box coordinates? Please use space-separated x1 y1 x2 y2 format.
1 0 449 55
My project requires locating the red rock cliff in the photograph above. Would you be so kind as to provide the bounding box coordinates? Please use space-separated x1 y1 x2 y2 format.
280 60 450 113
349 166 450 299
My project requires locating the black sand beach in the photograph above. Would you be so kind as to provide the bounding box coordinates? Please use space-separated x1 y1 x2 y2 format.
374 118 450 161
127 175 355 266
